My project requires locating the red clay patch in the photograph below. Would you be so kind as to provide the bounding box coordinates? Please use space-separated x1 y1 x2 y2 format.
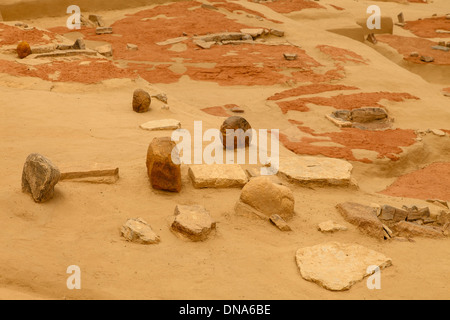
317 45 368 64
404 17 450 38
280 127 417 162
380 162 450 201
268 84 359 101
377 35 450 65
213 1 282 23
201 106 230 117
276 92 419 113
0 23 56 46
254 0 325 14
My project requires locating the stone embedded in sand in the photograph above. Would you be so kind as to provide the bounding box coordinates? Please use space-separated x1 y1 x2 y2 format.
351 107 388 123
140 119 181 131
146 137 181 192
132 89 151 113
22 153 61 203
194 39 215 49
236 176 295 220
426 199 449 209
189 164 248 188
156 36 188 46
17 41 32 59
121 218 160 244
230 106 244 113
95 44 112 57
366 33 377 44
72 38 85 50
379 205 408 222
270 214 292 231
318 220 348 233
270 29 284 37
201 3 219 10
219 116 252 149
240 28 264 38
410 52 419 57
336 202 384 239
171 205 216 241
89 14 105 27
200 32 244 43
127 43 138 51
404 206 430 222
420 56 434 63
151 93 168 104
283 53 297 61
278 157 354 187
395 221 445 238
295 242 392 291
430 129 446 137
96 27 113 35
60 167 119 184
431 45 450 52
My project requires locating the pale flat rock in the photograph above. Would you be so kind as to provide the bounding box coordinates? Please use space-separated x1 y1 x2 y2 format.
295 242 392 291
240 28 264 37
156 37 188 46
140 119 181 131
278 157 354 187
121 218 160 244
193 39 215 49
189 164 248 188
95 44 112 57
27 50 98 59
318 220 348 233
171 205 216 241
395 221 445 238
430 129 446 137
60 167 119 184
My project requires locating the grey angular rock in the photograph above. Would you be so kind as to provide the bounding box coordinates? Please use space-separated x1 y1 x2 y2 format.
295 242 392 291
22 153 61 203
171 205 216 241
121 218 160 244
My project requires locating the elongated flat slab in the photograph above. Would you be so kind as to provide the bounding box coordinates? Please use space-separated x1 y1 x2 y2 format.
296 242 392 291
60 167 119 184
278 157 354 187
140 119 181 131
189 164 248 188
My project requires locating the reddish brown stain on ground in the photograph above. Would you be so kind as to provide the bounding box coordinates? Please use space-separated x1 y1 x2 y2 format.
276 92 419 113
201 106 230 117
317 45 368 64
0 23 56 45
253 0 325 14
403 17 450 38
377 35 450 65
380 162 450 201
443 87 450 93
268 84 359 101
329 4 345 11
279 127 417 163
213 1 282 23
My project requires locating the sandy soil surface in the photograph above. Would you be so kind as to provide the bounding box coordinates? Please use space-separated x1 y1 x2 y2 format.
0 0 449 300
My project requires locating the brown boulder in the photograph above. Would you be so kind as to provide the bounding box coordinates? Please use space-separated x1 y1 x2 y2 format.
22 153 60 203
132 89 151 113
336 202 384 239
219 116 252 149
146 137 181 192
17 41 32 59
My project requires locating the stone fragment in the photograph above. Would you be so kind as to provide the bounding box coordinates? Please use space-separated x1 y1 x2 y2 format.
189 164 248 188
171 205 216 241
237 176 295 220
283 53 297 61
270 214 292 231
201 4 218 10
278 157 354 187
426 199 449 209
127 43 138 51
152 93 168 103
146 137 181 192
436 29 450 34
318 220 348 233
436 211 449 226
431 45 450 52
17 41 32 59
132 89 151 113
420 56 434 62
410 52 419 57
89 14 105 27
156 37 188 46
230 106 244 113
336 202 384 239
295 242 392 291
219 116 252 149
430 129 446 136
193 39 215 49
379 205 408 222
240 28 264 38
397 12 404 23
95 44 112 57
366 33 377 44
28 50 97 59
140 119 181 131
96 27 113 35
395 221 445 238
200 32 244 42
121 218 160 244
72 38 86 50
351 107 388 123
22 153 61 203
270 29 284 37
60 167 119 184
405 206 430 221
382 224 393 238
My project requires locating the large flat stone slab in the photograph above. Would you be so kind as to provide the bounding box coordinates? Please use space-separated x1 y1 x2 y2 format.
188 164 248 188
336 202 385 239
295 242 392 291
278 157 354 187
140 119 181 131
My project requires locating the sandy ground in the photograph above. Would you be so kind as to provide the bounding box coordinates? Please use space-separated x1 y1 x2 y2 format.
0 0 449 300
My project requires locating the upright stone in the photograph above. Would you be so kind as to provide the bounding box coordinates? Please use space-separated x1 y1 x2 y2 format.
132 89 151 113
22 153 61 203
146 137 181 192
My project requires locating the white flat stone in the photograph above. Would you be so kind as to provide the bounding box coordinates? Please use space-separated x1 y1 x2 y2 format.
318 220 348 233
295 242 392 291
156 36 188 46
121 218 160 244
189 164 248 188
240 28 264 37
278 157 354 186
140 119 181 131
